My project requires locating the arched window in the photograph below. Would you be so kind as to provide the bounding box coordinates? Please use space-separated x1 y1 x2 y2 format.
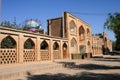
24 38 35 49
87 28 90 38
71 38 77 53
40 40 48 50
53 42 59 50
1 36 16 48
63 43 68 58
63 43 67 50
87 41 91 53
70 20 76 34
79 26 85 40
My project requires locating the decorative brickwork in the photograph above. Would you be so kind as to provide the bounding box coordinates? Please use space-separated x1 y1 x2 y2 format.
0 49 17 64
0 12 112 65
53 51 61 59
40 50 50 61
23 49 35 62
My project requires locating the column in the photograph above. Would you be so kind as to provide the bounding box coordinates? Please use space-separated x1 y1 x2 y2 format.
18 34 24 63
50 39 53 61
36 36 40 61
60 40 63 59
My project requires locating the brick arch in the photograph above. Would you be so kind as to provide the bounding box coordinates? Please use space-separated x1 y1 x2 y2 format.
1 36 17 48
40 40 49 50
63 43 67 48
87 28 90 37
53 42 59 50
0 35 8 43
53 41 60 59
24 38 35 49
79 26 85 40
87 41 91 53
62 42 68 59
71 37 77 53
40 40 50 61
69 20 77 34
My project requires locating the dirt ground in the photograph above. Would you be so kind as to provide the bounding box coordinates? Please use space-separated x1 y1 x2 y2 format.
16 55 120 80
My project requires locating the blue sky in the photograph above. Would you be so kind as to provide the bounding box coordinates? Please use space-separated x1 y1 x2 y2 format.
1 0 120 41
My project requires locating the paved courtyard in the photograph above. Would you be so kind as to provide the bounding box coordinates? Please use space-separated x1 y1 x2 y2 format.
14 55 120 80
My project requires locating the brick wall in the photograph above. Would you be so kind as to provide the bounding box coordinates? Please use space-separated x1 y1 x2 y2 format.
47 18 63 37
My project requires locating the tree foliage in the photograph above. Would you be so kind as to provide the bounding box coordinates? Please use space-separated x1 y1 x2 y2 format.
104 13 120 50
0 18 42 49
24 39 34 49
1 36 16 48
0 21 12 28
0 18 42 31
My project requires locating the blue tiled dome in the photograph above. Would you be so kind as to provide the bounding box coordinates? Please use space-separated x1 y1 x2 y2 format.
27 20 39 28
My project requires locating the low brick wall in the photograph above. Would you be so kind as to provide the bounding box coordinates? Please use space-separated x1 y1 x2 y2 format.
71 53 92 59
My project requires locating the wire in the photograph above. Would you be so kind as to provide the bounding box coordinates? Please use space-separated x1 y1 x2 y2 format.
69 11 108 16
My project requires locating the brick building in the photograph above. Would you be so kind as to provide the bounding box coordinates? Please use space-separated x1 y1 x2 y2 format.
0 12 112 64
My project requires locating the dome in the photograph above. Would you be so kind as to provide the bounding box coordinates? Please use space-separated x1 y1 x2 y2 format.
27 20 39 28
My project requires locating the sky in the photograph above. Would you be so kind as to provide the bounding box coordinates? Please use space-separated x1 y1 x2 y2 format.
1 0 120 41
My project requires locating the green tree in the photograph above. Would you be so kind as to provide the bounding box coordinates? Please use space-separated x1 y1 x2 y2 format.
12 17 21 30
1 36 16 48
22 24 29 30
24 39 34 49
104 13 120 51
0 21 12 28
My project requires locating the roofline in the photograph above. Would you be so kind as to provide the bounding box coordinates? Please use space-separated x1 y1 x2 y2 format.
64 11 91 27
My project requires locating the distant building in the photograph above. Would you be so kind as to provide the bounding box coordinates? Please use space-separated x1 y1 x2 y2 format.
92 32 112 57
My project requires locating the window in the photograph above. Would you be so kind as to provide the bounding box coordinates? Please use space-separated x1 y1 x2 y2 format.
71 38 77 53
70 20 76 34
79 26 85 40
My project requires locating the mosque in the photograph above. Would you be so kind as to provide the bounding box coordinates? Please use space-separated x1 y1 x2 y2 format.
0 12 112 64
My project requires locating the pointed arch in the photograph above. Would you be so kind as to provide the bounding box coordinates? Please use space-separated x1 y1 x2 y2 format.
87 28 90 38
53 42 59 50
70 20 76 34
24 38 35 49
87 41 91 53
63 43 68 58
79 26 85 40
63 43 67 49
71 38 77 53
1 36 16 48
40 40 49 50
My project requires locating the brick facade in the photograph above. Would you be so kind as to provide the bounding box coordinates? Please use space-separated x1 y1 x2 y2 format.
0 12 112 64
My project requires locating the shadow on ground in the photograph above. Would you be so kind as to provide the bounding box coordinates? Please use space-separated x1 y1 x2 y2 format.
26 57 120 80
58 61 120 70
70 63 120 70
94 57 120 62
27 72 120 80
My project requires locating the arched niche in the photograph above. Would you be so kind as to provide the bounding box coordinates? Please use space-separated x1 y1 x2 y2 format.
24 38 35 49
87 41 91 53
1 36 16 48
71 38 77 53
53 42 59 50
62 43 68 58
40 40 49 50
79 26 85 40
70 20 76 34
87 28 90 37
